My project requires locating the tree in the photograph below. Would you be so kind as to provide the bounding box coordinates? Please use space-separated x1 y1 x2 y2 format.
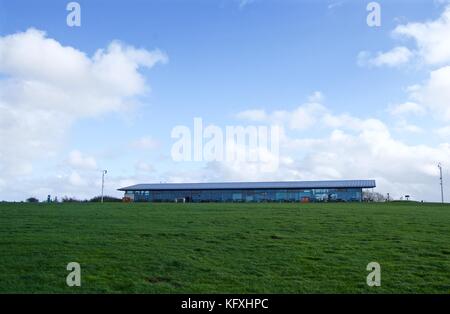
363 191 386 202
26 197 39 203
62 196 86 203
89 195 122 202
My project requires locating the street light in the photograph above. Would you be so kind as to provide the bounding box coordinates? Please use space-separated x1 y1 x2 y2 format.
438 163 444 204
101 170 108 203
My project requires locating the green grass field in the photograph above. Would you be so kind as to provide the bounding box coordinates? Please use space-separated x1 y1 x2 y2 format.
0 202 449 293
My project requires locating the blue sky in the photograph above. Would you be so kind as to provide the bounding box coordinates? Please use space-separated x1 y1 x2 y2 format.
1 0 449 201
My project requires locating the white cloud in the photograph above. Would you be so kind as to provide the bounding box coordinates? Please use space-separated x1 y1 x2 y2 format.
435 125 450 137
322 114 388 134
288 103 328 130
68 171 88 187
135 161 154 173
388 102 426 116
358 47 414 67
68 150 97 170
407 66 450 121
358 5 450 67
237 96 386 135
130 136 161 150
395 120 424 133
0 28 167 179
308 91 324 103
394 5 450 65
214 98 449 201
236 109 268 122
236 95 328 131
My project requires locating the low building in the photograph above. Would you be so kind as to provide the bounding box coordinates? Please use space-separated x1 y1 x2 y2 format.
118 180 376 203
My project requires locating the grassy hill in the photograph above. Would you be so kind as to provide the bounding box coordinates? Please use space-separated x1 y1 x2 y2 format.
0 202 448 293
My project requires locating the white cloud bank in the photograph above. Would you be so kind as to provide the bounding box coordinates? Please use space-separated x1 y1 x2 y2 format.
228 97 450 201
381 6 450 128
408 66 450 121
68 150 97 170
130 136 161 150
388 102 425 117
359 5 450 67
394 5 450 65
0 28 167 200
358 47 414 68
0 29 166 176
358 4 450 126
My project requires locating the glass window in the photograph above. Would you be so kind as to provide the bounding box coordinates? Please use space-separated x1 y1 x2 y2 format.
232 192 242 201
275 190 287 201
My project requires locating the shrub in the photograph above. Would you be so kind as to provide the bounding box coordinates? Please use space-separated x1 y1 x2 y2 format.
61 196 86 203
89 196 122 202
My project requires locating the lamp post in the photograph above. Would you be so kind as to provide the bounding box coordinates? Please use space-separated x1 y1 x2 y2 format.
438 163 444 204
101 170 107 203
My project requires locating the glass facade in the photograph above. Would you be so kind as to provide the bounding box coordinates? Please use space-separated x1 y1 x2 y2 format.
125 188 363 202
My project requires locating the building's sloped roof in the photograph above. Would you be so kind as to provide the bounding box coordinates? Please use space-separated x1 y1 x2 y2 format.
118 180 376 191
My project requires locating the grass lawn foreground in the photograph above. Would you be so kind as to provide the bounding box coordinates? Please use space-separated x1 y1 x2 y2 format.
0 202 449 293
